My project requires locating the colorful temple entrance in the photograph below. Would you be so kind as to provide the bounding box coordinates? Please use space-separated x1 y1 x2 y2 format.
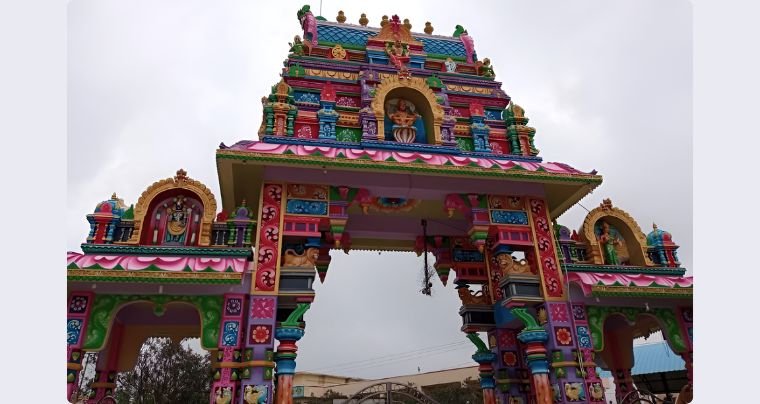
67 6 693 404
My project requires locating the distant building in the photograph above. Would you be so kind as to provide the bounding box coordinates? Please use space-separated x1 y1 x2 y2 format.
293 366 480 399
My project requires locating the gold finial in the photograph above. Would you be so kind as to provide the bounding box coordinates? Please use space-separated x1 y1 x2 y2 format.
336 10 346 23
175 168 188 181
403 18 412 31
241 199 247 207
359 13 368 26
424 22 434 35
380 15 389 27
653 223 658 230
111 192 118 200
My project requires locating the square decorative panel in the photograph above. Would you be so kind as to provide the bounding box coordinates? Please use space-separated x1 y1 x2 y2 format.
572 304 586 321
502 351 518 367
69 295 89 314
249 324 273 345
67 319 83 345
549 303 570 322
221 321 240 347
251 298 275 319
554 327 573 347
576 326 592 348
225 298 243 317
498 330 517 349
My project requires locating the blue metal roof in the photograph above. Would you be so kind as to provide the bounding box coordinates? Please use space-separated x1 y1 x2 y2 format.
315 23 467 58
598 342 685 378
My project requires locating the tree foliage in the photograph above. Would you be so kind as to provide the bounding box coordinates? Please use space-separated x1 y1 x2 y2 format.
114 337 211 404
423 378 483 404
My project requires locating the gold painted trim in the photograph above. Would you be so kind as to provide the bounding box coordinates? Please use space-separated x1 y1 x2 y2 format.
371 75 444 145
90 382 116 389
67 363 83 370
579 201 654 266
67 269 243 281
527 196 567 302
127 170 218 246
591 285 693 296
551 361 594 368
213 360 275 369
303 68 358 81
274 183 287 295
446 84 495 95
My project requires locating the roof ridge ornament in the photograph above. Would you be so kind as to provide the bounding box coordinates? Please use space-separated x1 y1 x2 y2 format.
174 168 188 183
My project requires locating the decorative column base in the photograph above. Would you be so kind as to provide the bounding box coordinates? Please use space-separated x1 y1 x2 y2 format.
274 327 305 404
511 308 552 404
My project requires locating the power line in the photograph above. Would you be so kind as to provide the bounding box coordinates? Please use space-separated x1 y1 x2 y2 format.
303 341 470 373
314 343 474 374
301 340 470 373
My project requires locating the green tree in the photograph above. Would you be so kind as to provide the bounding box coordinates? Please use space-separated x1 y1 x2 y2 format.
114 337 211 404
423 378 483 404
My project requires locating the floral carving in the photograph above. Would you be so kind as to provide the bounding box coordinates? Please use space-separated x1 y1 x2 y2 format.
249 325 272 345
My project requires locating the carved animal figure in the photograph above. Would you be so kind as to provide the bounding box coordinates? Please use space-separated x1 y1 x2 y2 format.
589 383 605 400
496 253 531 275
283 247 319 267
565 382 583 401
297 5 318 44
244 385 264 404
458 286 489 305
215 387 232 404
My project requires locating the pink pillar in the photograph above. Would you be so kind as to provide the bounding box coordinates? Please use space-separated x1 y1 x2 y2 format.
89 321 124 403
67 292 94 402
210 294 246 404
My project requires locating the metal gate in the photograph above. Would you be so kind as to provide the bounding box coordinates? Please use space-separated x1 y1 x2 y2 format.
343 382 440 404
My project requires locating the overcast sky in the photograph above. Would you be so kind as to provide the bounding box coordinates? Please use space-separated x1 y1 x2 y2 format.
68 0 691 379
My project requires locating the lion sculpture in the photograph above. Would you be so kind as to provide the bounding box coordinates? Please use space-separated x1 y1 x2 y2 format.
496 253 532 275
282 247 319 268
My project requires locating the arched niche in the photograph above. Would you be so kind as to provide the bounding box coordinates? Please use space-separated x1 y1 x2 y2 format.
371 76 444 145
587 306 689 356
82 294 223 352
579 200 653 266
126 169 217 246
106 301 203 371
140 189 205 246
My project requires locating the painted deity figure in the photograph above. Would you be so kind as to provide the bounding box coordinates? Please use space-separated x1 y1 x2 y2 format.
444 57 457 73
288 35 304 56
479 57 495 78
165 196 189 243
598 221 621 265
388 99 418 127
386 40 410 78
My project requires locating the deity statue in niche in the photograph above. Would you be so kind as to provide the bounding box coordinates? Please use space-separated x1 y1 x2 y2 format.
596 220 630 265
385 98 424 143
165 195 190 243
444 57 457 73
